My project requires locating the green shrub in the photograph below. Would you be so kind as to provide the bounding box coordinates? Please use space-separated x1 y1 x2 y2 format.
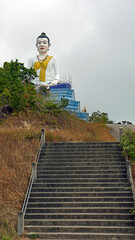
120 129 135 161
30 234 39 239
0 60 69 115
89 110 113 124
0 221 15 240
0 60 37 112
2 235 12 240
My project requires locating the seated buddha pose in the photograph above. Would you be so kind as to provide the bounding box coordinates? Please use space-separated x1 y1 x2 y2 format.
28 32 59 87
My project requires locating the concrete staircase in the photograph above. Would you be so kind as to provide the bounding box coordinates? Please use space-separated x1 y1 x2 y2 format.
24 142 135 240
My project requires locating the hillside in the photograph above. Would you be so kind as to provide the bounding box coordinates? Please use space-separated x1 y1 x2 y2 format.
0 110 117 240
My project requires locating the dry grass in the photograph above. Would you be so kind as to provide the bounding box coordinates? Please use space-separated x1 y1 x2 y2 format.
0 111 116 239
1 111 116 143
0 127 40 240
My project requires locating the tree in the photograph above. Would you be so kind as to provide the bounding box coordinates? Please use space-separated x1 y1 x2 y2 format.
0 60 37 111
117 121 133 125
89 110 113 124
0 59 69 114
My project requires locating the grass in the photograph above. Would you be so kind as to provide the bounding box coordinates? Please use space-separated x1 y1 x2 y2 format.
0 110 116 239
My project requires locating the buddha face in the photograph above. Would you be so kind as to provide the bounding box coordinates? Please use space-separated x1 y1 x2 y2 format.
36 37 51 54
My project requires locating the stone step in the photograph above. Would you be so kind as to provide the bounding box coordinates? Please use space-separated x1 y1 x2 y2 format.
24 219 135 228
41 150 122 155
24 225 135 234
27 201 134 208
40 151 122 155
43 147 121 151
41 147 122 151
38 158 126 166
43 141 119 144
39 156 124 160
28 196 133 203
31 187 131 192
37 166 126 171
24 213 134 220
37 170 127 175
32 182 130 188
37 173 127 178
39 154 123 159
34 178 128 183
37 162 126 167
25 207 132 214
25 232 135 240
43 143 120 148
44 142 120 145
30 191 132 197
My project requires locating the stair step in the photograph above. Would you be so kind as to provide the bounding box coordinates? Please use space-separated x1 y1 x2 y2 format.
24 219 135 227
39 155 124 158
39 160 125 164
30 192 132 197
25 232 135 240
28 196 133 203
34 178 128 183
24 225 135 234
25 207 132 214
32 183 130 188
37 170 127 175
24 213 134 220
40 153 122 156
37 166 126 170
43 142 120 148
27 202 134 208
37 163 126 167
37 174 127 178
31 187 131 192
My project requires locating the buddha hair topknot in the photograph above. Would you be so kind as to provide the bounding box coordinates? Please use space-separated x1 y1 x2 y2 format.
37 32 50 43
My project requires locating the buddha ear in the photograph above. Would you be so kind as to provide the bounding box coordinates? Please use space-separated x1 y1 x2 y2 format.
48 43 51 50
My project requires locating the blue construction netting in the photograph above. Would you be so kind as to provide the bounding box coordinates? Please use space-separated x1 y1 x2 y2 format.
50 83 71 89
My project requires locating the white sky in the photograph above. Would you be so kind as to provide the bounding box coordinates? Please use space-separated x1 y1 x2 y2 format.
0 0 135 123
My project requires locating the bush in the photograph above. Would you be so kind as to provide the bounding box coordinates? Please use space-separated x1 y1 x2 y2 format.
89 110 113 124
0 60 69 114
120 129 135 161
0 60 37 112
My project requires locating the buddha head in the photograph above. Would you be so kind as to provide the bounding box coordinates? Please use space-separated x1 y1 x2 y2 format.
36 32 51 54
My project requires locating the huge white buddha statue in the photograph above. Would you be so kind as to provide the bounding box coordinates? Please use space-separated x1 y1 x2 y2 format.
28 32 59 87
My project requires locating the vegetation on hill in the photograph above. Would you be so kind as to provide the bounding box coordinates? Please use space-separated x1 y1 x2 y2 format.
0 60 68 115
120 129 135 162
89 110 114 124
120 128 135 183
120 129 135 216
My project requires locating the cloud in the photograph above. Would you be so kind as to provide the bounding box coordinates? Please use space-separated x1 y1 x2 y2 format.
0 0 135 122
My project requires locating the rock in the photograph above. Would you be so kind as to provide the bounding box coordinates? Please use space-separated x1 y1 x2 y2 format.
0 104 13 121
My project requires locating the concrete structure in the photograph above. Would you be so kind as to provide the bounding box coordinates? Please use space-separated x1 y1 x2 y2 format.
107 124 135 141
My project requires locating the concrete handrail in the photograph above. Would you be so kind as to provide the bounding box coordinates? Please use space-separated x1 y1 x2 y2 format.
18 129 45 235
119 127 124 141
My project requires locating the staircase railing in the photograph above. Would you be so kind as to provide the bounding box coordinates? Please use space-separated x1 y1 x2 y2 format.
18 129 45 235
126 154 135 199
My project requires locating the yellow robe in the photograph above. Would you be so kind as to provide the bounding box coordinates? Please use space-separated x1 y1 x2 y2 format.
33 55 53 82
